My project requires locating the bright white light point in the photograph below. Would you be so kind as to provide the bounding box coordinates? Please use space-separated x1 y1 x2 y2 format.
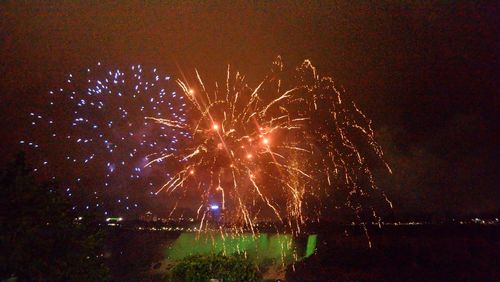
189 169 195 175
262 138 269 145
210 204 219 210
188 89 194 95
212 123 219 130
246 154 253 159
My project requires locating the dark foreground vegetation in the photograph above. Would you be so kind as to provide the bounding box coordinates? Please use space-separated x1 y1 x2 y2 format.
103 224 499 281
170 254 261 282
0 153 108 281
1 154 498 281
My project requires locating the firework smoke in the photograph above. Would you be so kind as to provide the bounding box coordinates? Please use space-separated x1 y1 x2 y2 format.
150 57 392 234
21 63 189 214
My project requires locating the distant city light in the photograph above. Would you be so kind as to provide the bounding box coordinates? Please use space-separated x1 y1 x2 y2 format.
210 204 219 210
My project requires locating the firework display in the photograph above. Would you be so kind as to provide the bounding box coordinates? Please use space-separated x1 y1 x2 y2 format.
150 57 392 234
20 63 189 215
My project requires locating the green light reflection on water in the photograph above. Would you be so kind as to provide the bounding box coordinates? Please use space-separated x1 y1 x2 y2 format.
165 232 316 265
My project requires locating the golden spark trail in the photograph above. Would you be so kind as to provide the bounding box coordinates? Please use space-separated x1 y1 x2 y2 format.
148 57 392 235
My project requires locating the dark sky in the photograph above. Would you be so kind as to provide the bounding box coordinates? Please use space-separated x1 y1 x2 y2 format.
0 1 498 216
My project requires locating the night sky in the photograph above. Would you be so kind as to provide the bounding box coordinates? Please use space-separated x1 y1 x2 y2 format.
0 2 497 217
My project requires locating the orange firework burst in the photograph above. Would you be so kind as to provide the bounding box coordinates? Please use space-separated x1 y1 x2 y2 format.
146 57 391 235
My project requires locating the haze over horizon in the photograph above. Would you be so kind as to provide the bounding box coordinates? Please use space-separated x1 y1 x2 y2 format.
0 2 497 216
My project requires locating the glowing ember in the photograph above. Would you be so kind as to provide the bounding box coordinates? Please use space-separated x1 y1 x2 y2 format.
148 57 392 235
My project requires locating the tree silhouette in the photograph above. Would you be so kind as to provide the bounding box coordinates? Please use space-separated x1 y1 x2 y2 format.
170 253 262 282
0 152 108 281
